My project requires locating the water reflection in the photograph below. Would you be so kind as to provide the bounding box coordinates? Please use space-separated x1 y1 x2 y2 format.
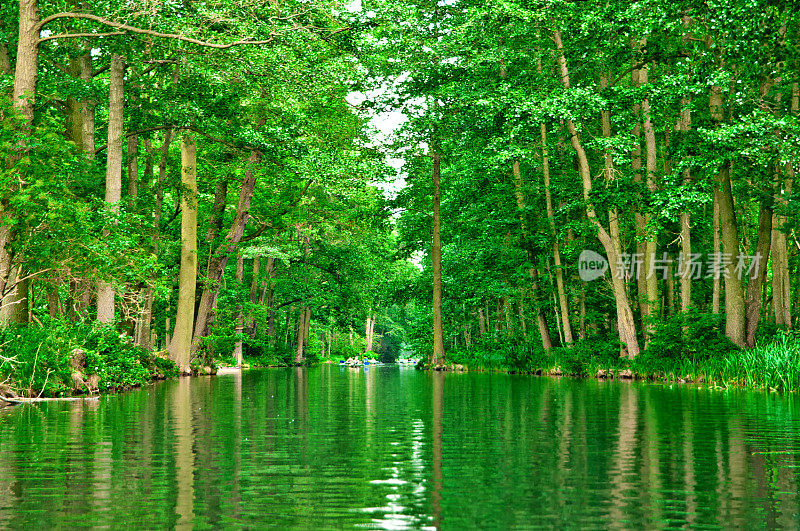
172 377 195 527
431 372 443 530
0 368 799 527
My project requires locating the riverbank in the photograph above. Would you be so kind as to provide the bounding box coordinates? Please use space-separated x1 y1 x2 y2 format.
0 322 179 400
0 322 321 399
435 331 800 393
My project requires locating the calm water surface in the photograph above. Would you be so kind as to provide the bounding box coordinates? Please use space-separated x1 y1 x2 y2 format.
1 365 800 528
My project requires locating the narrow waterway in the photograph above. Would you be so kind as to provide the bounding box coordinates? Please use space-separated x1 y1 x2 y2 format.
1 365 800 528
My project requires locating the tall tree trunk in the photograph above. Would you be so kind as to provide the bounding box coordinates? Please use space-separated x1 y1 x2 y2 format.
640 63 660 338
294 307 309 364
263 256 276 342
510 158 553 350
677 97 693 312
233 254 244 366
0 43 10 76
13 0 38 124
745 188 773 346
246 256 260 336
712 195 721 313
169 134 198 372
531 272 553 350
631 67 648 325
365 309 374 352
127 135 138 197
710 86 745 347
192 153 259 349
431 152 445 365
772 81 797 328
541 122 572 345
137 134 172 349
503 53 563 348
554 29 639 357
97 55 125 324
1 0 41 321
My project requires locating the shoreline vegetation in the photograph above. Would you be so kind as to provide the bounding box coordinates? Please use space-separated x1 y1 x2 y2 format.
424 334 800 394
426 315 800 394
3 313 800 400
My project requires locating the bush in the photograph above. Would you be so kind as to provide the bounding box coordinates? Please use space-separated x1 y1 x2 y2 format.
633 310 739 378
0 321 177 397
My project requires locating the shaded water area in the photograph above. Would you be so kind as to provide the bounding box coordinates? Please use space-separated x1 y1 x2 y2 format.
2 366 800 528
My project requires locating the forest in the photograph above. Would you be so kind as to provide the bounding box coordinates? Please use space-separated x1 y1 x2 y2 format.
1 0 799 397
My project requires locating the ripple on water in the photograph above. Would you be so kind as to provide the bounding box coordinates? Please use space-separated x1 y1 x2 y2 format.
0 367 799 527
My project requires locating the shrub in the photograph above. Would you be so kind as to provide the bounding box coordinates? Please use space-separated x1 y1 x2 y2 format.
0 321 177 397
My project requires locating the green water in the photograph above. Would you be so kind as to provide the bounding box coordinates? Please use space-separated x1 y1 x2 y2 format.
1 365 800 528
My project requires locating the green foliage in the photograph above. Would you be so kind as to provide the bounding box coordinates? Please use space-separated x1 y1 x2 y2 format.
0 322 177 397
634 311 739 377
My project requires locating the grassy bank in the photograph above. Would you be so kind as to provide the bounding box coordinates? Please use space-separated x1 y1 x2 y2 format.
0 321 178 399
444 314 800 393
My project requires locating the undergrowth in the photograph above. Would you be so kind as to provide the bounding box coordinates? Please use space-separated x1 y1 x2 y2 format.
446 312 800 393
0 320 177 398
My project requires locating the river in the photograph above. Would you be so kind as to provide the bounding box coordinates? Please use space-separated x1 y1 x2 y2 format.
1 365 799 528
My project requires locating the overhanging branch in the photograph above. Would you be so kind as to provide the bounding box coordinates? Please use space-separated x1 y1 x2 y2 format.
36 13 283 48
39 31 126 43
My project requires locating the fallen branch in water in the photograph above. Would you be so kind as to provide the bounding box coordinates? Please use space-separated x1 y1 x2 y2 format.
0 395 100 404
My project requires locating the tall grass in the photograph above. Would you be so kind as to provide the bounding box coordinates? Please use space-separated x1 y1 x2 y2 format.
444 325 800 393
721 334 800 392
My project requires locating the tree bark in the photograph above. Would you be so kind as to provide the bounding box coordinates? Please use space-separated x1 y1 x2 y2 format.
1 0 41 321
192 152 259 350
97 54 125 324
631 67 648 326
169 134 198 372
431 152 445 365
233 254 244 366
365 309 374 352
710 86 745 347
717 166 746 347
0 43 10 76
772 81 797 328
127 135 138 197
745 189 773 346
263 256 276 342
712 194 721 313
246 256 260 336
13 0 39 124
295 307 310 364
640 64 660 338
541 122 572 345
678 97 693 312
554 29 639 357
